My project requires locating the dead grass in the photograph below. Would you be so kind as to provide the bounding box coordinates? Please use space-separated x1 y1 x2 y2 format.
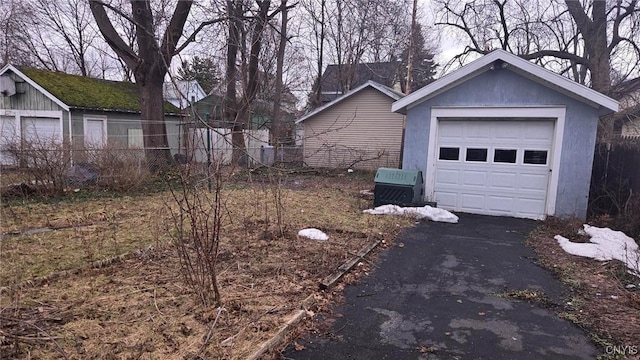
527 217 640 358
0 172 413 359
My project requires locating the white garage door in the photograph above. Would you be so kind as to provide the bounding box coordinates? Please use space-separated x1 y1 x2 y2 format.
21 117 62 145
0 116 17 166
434 119 554 219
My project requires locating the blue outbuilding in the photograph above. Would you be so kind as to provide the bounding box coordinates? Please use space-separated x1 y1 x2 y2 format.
392 50 618 220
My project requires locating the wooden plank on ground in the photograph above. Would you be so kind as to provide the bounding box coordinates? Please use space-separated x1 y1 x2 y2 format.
319 238 382 290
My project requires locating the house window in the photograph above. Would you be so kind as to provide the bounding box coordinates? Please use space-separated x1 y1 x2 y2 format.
524 150 548 165
494 149 517 163
439 147 459 160
128 128 144 149
466 148 487 162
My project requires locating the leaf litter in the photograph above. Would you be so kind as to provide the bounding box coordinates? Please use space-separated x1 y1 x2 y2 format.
0 174 413 359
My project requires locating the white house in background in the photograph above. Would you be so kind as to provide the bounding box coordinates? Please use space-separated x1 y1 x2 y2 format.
163 80 206 109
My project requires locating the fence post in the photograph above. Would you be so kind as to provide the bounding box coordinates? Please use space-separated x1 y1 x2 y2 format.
207 127 212 192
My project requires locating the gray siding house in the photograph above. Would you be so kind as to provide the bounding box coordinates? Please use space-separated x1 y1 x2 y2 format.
392 50 618 220
296 81 405 170
0 64 182 166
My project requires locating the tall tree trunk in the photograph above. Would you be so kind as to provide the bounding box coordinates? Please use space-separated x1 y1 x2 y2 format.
90 0 194 172
314 0 326 106
566 0 613 141
139 74 172 171
405 0 418 94
225 0 246 167
272 0 288 162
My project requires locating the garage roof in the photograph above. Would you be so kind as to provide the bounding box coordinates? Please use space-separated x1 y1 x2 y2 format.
0 64 179 114
296 80 403 124
392 49 618 116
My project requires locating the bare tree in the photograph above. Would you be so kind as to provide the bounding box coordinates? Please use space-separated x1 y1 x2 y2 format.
223 0 244 165
435 0 640 97
406 0 418 94
271 0 290 159
223 0 292 166
435 0 640 140
30 0 99 76
0 0 34 67
300 0 327 107
89 0 222 170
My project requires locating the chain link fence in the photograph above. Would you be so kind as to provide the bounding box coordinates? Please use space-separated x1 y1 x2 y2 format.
301 147 401 170
1 142 401 197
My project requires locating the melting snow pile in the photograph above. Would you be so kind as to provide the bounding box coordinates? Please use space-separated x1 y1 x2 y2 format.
363 204 459 224
555 225 640 278
298 228 329 241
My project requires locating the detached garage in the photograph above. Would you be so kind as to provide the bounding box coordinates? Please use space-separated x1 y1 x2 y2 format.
392 50 618 220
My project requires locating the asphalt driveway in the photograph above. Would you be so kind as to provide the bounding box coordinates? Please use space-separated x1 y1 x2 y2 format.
281 214 596 359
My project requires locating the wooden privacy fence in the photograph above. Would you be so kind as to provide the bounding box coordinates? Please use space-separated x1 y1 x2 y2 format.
186 128 270 166
589 139 640 216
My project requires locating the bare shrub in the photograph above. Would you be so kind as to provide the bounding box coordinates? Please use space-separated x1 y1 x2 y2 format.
166 161 224 307
85 145 150 191
2 139 70 196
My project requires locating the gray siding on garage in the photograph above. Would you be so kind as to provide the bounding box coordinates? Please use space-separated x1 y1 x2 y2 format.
302 87 404 170
0 73 64 112
403 68 599 218
70 110 183 155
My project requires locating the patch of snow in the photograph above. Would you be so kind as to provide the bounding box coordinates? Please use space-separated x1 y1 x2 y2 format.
298 228 329 241
363 204 459 224
555 224 640 278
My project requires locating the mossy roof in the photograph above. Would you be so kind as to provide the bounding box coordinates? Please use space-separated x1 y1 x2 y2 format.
20 67 179 114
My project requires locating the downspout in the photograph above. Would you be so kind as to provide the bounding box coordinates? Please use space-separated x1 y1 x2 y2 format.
67 110 73 165
398 115 405 169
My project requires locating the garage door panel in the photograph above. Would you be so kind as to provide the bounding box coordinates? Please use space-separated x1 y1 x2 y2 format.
519 172 549 191
436 168 459 185
436 192 458 208
460 193 486 210
524 122 554 141
487 195 515 212
462 170 487 186
493 123 521 140
21 117 61 144
434 119 553 219
516 198 546 215
464 123 491 140
438 122 463 140
490 172 517 188
1 116 17 166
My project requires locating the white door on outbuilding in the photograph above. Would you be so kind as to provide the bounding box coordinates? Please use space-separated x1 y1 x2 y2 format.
434 119 554 219
85 117 106 148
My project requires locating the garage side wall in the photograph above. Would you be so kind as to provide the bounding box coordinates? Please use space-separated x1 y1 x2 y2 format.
70 111 184 163
303 88 404 170
403 69 599 218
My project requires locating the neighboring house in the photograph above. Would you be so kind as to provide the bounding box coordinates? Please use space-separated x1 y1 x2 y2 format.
163 80 206 109
317 62 402 104
188 93 297 133
611 78 640 138
0 64 182 166
392 49 618 220
296 80 404 170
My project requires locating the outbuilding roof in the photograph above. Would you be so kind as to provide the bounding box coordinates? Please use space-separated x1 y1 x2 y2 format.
0 64 179 114
392 49 618 117
296 80 403 124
